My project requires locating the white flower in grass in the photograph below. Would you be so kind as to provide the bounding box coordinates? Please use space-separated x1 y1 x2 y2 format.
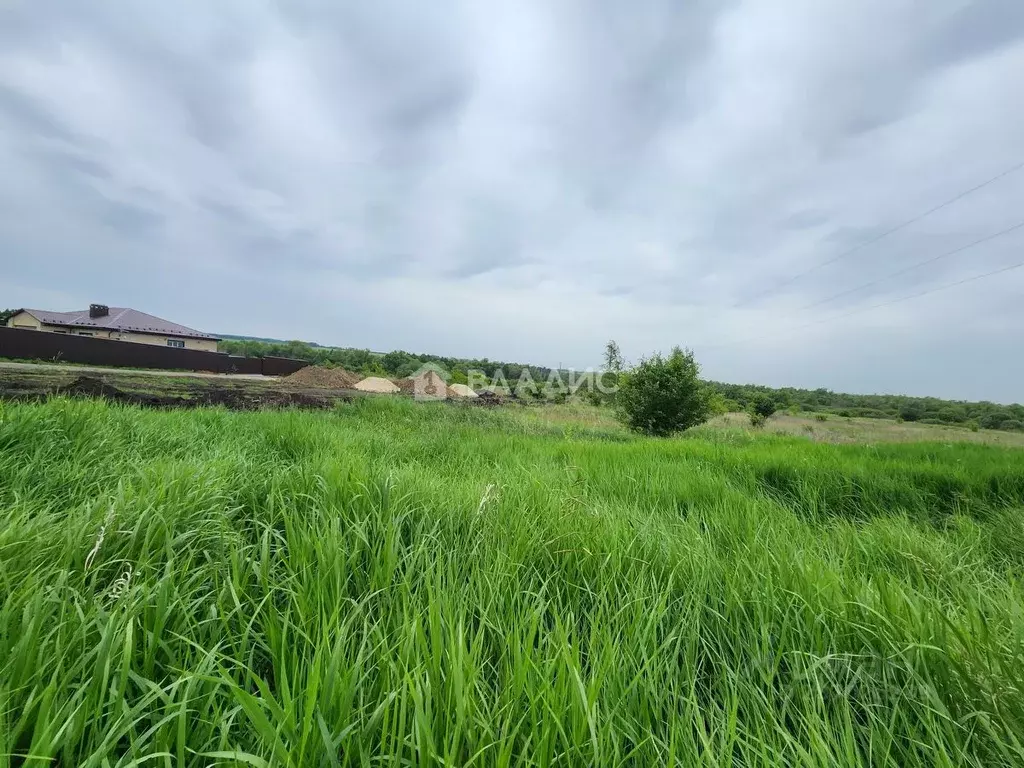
108 564 133 602
84 525 106 572
84 508 116 572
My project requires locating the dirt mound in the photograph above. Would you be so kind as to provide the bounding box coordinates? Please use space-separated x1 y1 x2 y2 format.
448 383 479 399
66 376 125 399
476 390 504 405
284 365 361 389
402 370 448 399
354 376 400 394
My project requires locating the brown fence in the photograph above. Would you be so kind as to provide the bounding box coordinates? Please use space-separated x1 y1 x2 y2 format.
0 326 309 377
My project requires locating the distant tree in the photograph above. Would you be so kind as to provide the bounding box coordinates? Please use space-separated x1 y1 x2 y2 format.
749 395 777 425
395 360 422 379
899 404 923 422
381 350 413 375
616 347 711 436
0 308 17 326
937 407 959 424
979 413 1006 430
603 340 624 373
597 339 624 400
707 391 731 416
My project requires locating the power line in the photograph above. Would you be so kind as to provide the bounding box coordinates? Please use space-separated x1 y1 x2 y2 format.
828 258 1024 323
798 218 1024 312
707 256 1024 351
734 159 1024 307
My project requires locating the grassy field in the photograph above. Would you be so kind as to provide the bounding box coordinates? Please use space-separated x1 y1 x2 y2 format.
715 411 1024 447
2 397 1024 766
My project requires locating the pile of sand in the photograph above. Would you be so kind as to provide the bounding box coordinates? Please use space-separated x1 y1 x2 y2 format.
284 365 362 389
447 383 479 398
399 370 448 399
354 376 401 394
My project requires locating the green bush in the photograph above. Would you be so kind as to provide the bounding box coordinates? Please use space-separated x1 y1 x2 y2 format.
899 404 923 422
815 413 828 422
980 414 1006 430
616 347 711 436
707 391 731 416
747 395 777 427
751 394 778 419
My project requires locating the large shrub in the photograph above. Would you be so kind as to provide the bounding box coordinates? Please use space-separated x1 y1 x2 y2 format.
899 404 923 422
749 394 777 425
615 347 711 436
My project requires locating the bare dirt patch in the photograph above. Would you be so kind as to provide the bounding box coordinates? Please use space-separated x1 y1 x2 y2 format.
67 376 337 410
0 369 347 411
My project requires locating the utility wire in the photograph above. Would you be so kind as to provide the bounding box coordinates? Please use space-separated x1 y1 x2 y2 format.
707 255 1024 351
734 159 1024 307
798 218 1024 312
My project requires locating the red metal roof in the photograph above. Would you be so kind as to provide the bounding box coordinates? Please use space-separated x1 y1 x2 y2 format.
20 307 219 340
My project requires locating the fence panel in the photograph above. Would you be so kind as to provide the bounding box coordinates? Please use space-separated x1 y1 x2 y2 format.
0 327 308 377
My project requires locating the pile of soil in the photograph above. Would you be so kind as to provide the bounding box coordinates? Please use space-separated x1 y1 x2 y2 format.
354 376 401 394
283 365 361 389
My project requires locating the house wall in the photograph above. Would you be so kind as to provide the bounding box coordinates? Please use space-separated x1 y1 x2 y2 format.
5 313 217 351
93 329 219 352
8 311 41 330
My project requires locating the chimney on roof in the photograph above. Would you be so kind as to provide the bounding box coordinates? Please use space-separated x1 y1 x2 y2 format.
89 304 109 318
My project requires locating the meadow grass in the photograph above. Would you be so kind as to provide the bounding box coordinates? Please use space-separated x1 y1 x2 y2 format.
1 396 1024 766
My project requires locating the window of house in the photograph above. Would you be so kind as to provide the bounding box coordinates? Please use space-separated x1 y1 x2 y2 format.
167 339 186 348
77 331 94 337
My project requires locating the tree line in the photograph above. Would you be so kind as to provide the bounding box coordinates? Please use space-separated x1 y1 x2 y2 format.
214 337 1024 434
707 381 1024 432
218 338 553 387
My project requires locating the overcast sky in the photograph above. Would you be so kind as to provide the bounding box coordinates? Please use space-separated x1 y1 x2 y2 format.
2 1 1024 402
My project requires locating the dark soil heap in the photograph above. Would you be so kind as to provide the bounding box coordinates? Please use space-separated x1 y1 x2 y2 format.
283 366 361 389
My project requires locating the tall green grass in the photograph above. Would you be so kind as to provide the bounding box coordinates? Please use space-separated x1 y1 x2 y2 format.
1 397 1024 766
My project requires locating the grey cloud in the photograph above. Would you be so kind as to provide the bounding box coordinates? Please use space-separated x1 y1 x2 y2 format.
0 86 83 144
96 200 165 236
2 0 1024 400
